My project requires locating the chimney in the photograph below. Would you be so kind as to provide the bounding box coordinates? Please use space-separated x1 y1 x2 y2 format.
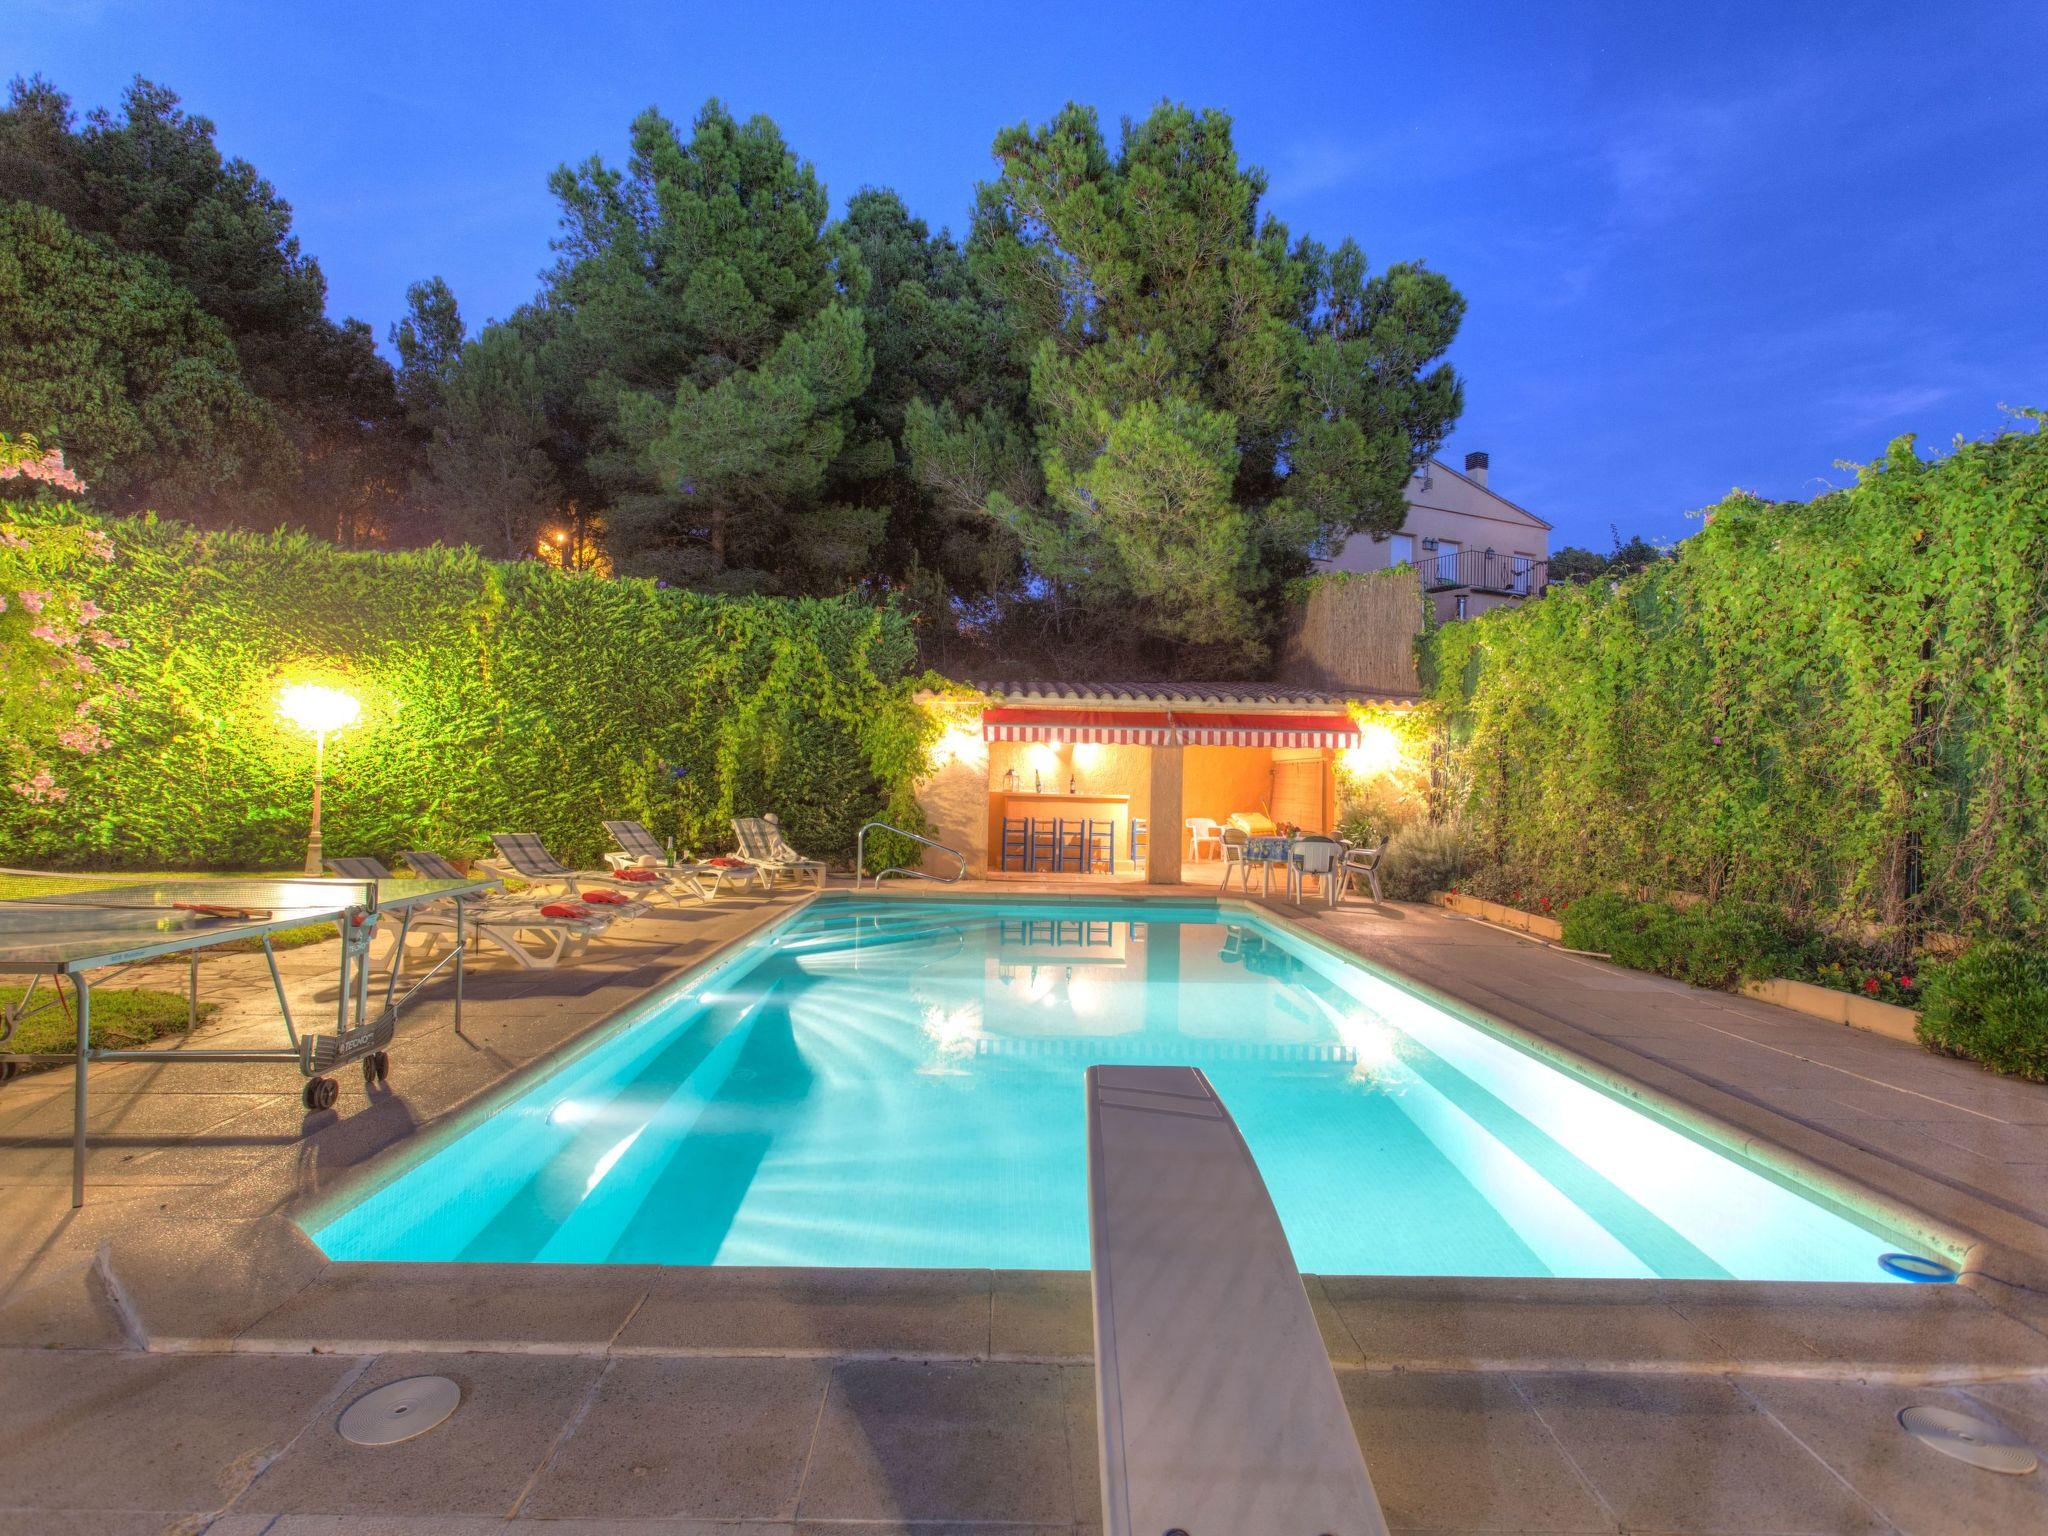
1464 450 1489 489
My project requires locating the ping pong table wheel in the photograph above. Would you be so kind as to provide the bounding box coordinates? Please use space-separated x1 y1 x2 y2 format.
363 1049 390 1086
303 1075 340 1111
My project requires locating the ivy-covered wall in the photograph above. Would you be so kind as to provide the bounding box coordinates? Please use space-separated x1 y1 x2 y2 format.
1427 419 2046 941
0 505 936 870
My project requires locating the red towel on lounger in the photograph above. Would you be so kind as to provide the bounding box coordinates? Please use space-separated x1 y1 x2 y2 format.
580 888 630 905
614 867 660 882
539 902 590 919
709 855 748 868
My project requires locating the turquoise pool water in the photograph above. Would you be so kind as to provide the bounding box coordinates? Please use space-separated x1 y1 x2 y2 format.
311 899 1931 1279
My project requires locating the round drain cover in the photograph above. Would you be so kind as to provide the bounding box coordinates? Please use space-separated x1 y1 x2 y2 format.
1899 1405 2039 1475
338 1375 461 1446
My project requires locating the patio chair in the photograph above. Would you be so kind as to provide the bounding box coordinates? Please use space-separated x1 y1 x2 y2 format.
732 815 828 888
1340 839 1387 905
1185 816 1223 862
1219 826 1254 891
601 818 761 898
486 832 657 916
1290 835 1346 907
332 854 612 971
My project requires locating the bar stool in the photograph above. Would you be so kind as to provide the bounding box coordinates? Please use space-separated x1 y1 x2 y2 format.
1055 817 1088 872
1028 818 1060 872
1000 817 1031 872
1083 819 1115 873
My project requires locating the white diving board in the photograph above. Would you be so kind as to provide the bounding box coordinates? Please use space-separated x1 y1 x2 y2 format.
1087 1064 1388 1536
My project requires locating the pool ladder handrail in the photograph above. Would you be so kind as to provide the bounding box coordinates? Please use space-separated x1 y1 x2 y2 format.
855 821 968 888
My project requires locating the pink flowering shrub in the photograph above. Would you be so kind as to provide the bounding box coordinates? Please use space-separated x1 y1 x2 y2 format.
0 441 124 804
0 433 87 496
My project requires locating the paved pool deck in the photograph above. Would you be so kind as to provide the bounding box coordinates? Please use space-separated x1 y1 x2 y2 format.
2 878 2045 1534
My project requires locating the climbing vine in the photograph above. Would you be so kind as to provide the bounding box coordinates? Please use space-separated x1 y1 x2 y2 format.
1428 416 2047 942
0 505 937 870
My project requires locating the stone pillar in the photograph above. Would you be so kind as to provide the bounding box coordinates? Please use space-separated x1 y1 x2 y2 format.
1145 745 1183 885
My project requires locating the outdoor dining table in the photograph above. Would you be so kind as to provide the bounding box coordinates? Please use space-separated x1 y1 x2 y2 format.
1238 834 1307 902
1237 834 1352 906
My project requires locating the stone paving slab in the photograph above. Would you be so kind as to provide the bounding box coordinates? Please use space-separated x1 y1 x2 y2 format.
0 1350 358 1514
1512 1371 1893 1534
989 1269 1092 1360
233 1352 603 1520
1745 1374 2048 1535
793 1360 1077 1526
236 1263 659 1354
518 1356 831 1522
1339 1369 1616 1533
612 1266 993 1359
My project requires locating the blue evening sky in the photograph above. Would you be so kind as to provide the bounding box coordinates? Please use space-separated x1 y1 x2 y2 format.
7 0 2044 550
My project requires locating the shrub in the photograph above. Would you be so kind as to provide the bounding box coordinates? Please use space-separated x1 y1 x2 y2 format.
1916 941 2048 1081
1561 892 1811 991
1376 821 1474 902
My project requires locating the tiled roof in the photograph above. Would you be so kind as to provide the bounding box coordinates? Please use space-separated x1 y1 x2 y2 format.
951 678 1421 710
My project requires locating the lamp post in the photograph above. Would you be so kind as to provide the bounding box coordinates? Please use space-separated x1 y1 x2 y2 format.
277 684 361 875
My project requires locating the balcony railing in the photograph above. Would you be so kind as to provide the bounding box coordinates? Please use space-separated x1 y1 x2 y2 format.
1417 548 1547 597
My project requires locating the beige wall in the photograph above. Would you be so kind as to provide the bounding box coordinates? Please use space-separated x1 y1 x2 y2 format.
914 724 992 876
1324 459 1550 578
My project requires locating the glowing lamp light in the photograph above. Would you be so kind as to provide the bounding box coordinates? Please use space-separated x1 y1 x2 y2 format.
1342 722 1404 780
277 683 360 737
276 682 363 875
928 721 986 770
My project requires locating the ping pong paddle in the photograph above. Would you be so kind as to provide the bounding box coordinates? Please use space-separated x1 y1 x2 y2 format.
171 902 274 921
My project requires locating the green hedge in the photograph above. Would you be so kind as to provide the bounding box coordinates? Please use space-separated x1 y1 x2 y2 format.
1917 941 2048 1082
1430 419 2048 942
1558 891 1811 992
0 505 936 870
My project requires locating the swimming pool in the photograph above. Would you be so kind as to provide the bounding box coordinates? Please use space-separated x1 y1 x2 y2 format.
311 897 1943 1280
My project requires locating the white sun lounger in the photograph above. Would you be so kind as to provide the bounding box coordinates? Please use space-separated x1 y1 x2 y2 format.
1086 1064 1388 1536
487 832 657 915
732 815 827 888
601 819 763 897
331 855 614 971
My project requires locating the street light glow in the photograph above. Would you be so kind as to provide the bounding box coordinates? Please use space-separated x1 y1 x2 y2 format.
277 683 360 737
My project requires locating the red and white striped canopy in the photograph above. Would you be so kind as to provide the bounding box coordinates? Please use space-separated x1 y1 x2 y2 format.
981 707 1359 750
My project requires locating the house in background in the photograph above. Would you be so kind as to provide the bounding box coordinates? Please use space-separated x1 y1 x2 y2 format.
1321 450 1552 623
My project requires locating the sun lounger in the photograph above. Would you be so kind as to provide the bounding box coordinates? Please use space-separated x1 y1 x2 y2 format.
486 833 658 915
329 854 613 970
732 815 827 888
601 819 763 897
1086 1064 1388 1536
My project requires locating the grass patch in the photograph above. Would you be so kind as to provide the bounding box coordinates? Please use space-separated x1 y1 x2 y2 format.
2 982 217 1058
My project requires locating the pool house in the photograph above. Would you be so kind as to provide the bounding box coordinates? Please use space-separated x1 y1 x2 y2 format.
913 680 1421 881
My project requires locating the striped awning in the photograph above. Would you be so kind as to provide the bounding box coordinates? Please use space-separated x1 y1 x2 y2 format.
982 707 1359 749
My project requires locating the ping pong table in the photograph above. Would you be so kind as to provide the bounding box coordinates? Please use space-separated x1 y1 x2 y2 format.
0 875 495 1205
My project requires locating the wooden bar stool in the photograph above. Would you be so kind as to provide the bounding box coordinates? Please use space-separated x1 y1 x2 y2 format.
1028 818 1060 871
1083 819 1115 873
1000 817 1031 871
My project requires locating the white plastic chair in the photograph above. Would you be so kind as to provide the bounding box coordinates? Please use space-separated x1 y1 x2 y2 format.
1290 836 1346 906
1186 817 1223 862
1219 826 1253 891
1341 840 1387 904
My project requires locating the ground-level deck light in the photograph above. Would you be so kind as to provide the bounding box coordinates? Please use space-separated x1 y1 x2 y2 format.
277 682 361 874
